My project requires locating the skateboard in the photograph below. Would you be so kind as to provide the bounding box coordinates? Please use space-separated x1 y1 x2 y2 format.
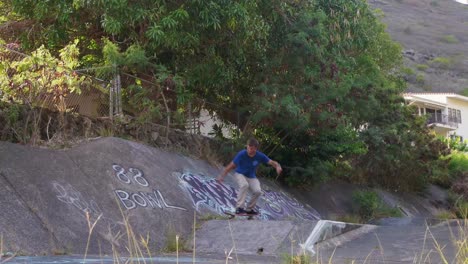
223 210 259 220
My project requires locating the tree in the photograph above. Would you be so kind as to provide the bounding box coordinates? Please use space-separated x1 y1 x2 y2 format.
0 0 448 190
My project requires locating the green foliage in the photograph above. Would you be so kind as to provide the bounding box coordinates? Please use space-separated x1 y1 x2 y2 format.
440 34 459 44
416 64 429 71
353 190 380 220
432 138 468 187
352 190 402 221
416 73 425 84
430 57 453 69
444 136 468 152
0 40 86 112
401 67 415 75
436 211 456 220
1 0 449 192
461 88 468 97
5 103 20 125
281 253 311 264
454 199 468 219
163 227 186 253
448 151 468 177
352 95 449 191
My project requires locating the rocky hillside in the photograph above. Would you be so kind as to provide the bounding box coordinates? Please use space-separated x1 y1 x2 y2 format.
369 0 468 93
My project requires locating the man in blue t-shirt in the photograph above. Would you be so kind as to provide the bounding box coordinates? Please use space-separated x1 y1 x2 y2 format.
216 138 282 215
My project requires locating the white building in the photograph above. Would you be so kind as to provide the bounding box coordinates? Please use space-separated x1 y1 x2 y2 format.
404 93 468 141
186 108 237 138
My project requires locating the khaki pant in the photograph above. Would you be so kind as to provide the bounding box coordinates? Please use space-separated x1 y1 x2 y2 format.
234 173 262 209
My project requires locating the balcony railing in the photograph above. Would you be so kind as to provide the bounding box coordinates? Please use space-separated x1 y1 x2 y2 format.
427 113 459 128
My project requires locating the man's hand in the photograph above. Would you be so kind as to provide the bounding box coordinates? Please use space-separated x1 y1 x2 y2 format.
269 160 282 175
217 162 235 183
276 166 282 175
216 175 224 183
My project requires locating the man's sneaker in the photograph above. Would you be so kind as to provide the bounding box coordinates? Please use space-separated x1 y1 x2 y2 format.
245 208 258 215
235 207 246 214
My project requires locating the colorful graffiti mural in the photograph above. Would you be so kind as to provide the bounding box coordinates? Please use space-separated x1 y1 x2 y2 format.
178 172 320 220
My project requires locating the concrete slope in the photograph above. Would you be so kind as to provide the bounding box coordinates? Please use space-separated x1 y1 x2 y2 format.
315 220 463 264
0 137 320 255
192 218 463 263
193 219 374 258
0 171 53 254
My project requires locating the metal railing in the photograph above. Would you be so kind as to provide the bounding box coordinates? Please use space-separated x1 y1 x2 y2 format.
427 113 459 128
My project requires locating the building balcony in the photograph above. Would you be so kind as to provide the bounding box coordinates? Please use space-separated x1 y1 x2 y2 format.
427 113 458 129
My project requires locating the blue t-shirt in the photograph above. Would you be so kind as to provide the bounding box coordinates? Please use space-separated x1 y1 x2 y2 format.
233 149 270 178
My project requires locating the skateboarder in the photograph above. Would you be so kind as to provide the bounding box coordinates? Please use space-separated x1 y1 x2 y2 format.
216 138 282 215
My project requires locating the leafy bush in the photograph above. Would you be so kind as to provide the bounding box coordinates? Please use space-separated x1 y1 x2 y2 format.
352 111 449 192
352 190 402 221
401 67 415 76
416 64 429 71
449 151 468 176
353 190 380 220
441 135 468 153
435 150 468 187
416 73 425 84
430 57 453 69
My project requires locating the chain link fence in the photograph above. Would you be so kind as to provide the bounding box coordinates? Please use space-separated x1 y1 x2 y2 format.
0 44 113 119
0 43 241 138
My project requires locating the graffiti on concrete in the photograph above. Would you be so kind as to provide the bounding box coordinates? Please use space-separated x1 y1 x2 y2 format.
52 181 101 217
51 181 121 234
262 190 320 220
178 172 320 220
178 172 237 214
112 164 186 211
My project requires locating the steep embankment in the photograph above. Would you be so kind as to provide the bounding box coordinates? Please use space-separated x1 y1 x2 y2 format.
0 137 320 255
369 0 468 92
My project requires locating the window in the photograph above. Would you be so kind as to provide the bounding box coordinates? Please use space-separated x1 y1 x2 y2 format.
448 108 462 123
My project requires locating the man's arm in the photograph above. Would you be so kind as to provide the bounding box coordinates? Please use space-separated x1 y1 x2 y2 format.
268 160 282 175
216 161 236 182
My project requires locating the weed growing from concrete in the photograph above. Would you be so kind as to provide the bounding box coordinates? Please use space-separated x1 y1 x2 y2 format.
83 211 102 262
163 227 187 253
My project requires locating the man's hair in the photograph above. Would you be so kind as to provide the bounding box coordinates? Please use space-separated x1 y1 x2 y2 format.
247 138 259 147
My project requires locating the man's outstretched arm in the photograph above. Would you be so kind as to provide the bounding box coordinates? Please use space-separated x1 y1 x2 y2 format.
216 162 236 182
268 160 282 175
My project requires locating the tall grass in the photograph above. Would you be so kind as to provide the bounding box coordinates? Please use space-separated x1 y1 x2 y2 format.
83 211 102 262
